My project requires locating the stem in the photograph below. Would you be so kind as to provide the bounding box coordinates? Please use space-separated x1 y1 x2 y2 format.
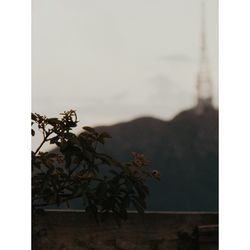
34 131 53 156
34 138 46 156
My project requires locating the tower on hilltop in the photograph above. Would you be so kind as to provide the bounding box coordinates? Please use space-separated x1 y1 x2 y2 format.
196 1 213 114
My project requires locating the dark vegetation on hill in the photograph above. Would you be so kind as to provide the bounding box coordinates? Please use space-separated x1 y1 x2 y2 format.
50 106 218 211
95 106 218 211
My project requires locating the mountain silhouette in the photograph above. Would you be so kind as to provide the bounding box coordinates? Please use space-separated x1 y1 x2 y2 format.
95 106 218 211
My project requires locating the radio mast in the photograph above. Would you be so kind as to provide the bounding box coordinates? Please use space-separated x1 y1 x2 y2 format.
196 1 213 114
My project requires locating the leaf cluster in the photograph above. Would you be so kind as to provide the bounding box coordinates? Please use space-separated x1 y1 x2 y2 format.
32 110 159 224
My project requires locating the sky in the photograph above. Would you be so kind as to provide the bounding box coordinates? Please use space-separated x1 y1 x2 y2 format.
32 0 218 128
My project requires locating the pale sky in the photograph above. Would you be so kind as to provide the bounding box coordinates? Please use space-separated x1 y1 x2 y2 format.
32 0 218 128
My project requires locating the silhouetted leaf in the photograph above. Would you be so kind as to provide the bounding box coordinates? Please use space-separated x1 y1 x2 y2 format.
47 118 59 125
31 113 37 121
82 126 96 133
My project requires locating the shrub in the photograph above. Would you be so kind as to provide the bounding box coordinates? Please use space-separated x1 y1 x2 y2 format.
32 110 159 224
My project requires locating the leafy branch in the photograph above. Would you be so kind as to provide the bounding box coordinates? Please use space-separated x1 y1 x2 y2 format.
32 110 160 224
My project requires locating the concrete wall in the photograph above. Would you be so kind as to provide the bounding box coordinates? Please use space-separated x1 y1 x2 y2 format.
33 210 218 250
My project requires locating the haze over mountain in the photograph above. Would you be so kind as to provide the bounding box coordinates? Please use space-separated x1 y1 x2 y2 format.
96 106 218 211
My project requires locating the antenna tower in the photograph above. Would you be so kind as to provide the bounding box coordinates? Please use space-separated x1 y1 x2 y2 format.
196 1 213 114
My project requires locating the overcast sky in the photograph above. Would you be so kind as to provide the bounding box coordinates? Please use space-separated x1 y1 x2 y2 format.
32 0 218 127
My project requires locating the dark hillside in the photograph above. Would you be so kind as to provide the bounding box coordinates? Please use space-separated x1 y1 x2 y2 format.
49 107 218 211
96 106 218 211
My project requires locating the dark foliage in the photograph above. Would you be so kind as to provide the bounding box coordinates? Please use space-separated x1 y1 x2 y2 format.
32 110 159 224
